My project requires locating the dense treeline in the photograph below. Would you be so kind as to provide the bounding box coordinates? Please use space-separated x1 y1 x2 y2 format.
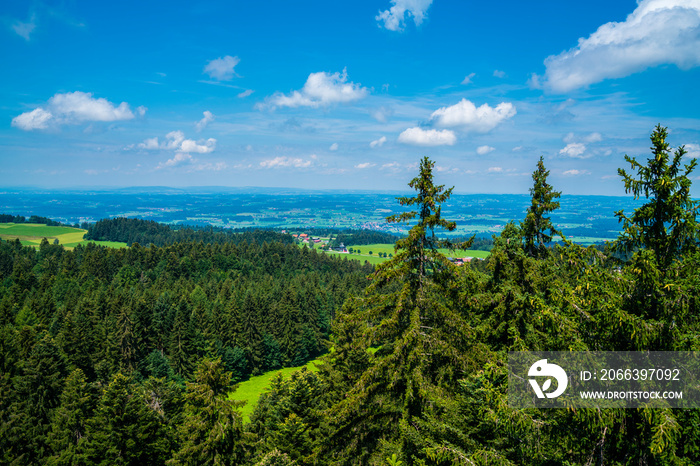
0 231 372 464
318 229 399 247
248 128 700 465
2 125 700 465
0 214 67 227
85 217 294 247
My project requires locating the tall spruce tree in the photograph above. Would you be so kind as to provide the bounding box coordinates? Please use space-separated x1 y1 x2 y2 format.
322 156 477 464
615 124 699 268
521 156 562 258
168 358 249 466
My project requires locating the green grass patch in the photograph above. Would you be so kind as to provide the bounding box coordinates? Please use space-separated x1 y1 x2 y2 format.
325 242 489 265
229 357 324 422
0 223 127 249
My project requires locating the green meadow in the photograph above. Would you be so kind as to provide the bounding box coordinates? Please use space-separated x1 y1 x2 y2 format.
0 223 127 249
324 242 489 265
229 357 324 422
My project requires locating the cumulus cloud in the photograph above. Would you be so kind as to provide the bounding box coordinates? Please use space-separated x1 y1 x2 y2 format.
686 143 700 158
260 68 368 109
493 70 506 78
137 130 216 154
429 99 516 133
461 73 476 85
12 91 139 131
398 127 456 146
563 169 591 176
260 156 313 169
376 0 433 31
559 142 588 158
138 137 160 150
203 55 240 81
237 89 254 98
488 167 503 173
329 143 339 151
566 132 603 144
476 145 495 155
539 0 700 93
355 162 376 169
195 111 214 132
370 136 387 148
11 108 53 131
157 153 194 170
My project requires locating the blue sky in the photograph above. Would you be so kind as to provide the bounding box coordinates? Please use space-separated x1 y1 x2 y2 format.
2 0 700 195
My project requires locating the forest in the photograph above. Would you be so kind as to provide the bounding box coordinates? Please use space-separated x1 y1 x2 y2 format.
1 125 700 465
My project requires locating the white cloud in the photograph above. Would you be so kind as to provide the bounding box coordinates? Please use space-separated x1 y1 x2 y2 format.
138 130 216 154
686 143 700 158
11 107 53 130
329 143 339 151
164 131 185 149
370 136 387 148
376 0 433 31
488 167 503 173
476 145 495 155
461 72 476 85
398 127 456 146
157 153 194 170
563 169 591 176
181 138 216 154
12 91 138 131
559 142 588 158
541 0 700 93
355 162 376 169
237 89 254 98
584 132 603 143
370 106 394 123
429 98 516 133
260 68 368 109
260 156 313 169
138 137 160 150
493 70 506 78
49 92 135 121
566 132 603 144
382 162 402 171
195 111 214 132
203 55 240 81
12 13 37 40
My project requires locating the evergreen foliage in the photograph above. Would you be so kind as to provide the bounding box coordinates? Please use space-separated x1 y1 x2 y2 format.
1 126 699 464
520 155 562 258
615 124 699 268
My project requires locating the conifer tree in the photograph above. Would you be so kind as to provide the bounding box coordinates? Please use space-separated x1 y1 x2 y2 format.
521 156 561 258
168 358 249 465
615 124 699 268
46 368 95 465
83 372 170 466
322 156 476 463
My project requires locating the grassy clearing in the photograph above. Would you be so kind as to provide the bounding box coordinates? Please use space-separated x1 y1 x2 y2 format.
0 223 127 249
324 242 489 265
229 357 324 422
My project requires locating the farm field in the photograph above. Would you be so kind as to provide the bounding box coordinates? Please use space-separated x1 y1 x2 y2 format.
0 223 127 249
323 242 489 265
229 357 324 422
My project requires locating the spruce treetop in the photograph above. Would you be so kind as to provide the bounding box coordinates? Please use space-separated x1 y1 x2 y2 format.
615 124 699 267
